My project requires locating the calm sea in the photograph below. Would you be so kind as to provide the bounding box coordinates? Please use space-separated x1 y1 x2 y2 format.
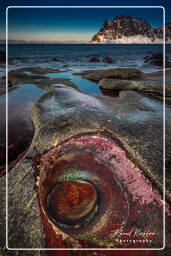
0 44 171 76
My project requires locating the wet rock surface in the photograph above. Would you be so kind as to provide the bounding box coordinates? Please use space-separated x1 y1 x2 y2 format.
88 56 114 64
75 68 171 102
0 67 63 95
99 78 171 101
0 67 77 96
0 50 5 63
0 76 14 95
51 57 61 62
103 56 114 64
89 57 100 62
147 70 171 81
75 68 146 82
0 68 78 175
144 52 171 68
34 77 77 92
8 67 61 87
2 83 170 252
1 66 171 254
32 85 171 199
0 77 6 95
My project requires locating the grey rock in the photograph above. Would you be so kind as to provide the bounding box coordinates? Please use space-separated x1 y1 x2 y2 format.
1 83 171 251
76 68 146 82
99 78 171 101
0 67 76 96
0 164 46 255
30 84 171 197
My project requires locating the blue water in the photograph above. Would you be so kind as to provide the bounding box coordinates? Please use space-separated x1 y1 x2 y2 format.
1 44 171 76
0 82 45 139
46 72 102 95
0 83 45 170
0 83 45 103
3 44 166 58
0 43 169 171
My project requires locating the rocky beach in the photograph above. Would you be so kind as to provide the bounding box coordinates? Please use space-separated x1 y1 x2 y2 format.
0 44 171 255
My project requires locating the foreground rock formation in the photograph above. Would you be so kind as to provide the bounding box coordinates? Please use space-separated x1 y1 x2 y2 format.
0 81 170 255
76 68 170 102
0 67 78 176
91 16 171 44
0 66 171 255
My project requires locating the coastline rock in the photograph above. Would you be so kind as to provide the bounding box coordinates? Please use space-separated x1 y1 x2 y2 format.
99 78 171 101
147 70 171 81
7 67 61 87
0 69 78 177
0 51 5 63
0 77 6 94
34 77 78 92
32 86 171 200
8 70 46 87
0 77 15 95
4 84 171 250
76 68 146 82
144 52 171 68
51 57 60 62
0 67 63 95
89 57 100 62
103 56 113 64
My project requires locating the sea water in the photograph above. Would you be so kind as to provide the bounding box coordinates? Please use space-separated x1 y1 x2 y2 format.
0 44 170 77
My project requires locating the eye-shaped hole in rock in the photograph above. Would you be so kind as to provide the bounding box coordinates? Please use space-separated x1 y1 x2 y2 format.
46 180 98 228
35 132 164 248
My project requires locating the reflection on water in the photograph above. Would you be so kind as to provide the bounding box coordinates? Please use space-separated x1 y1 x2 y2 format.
0 72 102 175
0 84 45 174
46 72 102 95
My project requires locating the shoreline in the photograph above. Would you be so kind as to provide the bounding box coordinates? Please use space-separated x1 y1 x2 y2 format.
1 67 171 96
1 66 170 174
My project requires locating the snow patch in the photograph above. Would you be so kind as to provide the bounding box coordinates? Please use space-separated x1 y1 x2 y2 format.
92 35 171 44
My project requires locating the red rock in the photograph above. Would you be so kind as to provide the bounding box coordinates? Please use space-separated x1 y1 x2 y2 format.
48 180 97 225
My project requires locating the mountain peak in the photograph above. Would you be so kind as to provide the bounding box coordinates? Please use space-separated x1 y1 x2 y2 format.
91 15 171 44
